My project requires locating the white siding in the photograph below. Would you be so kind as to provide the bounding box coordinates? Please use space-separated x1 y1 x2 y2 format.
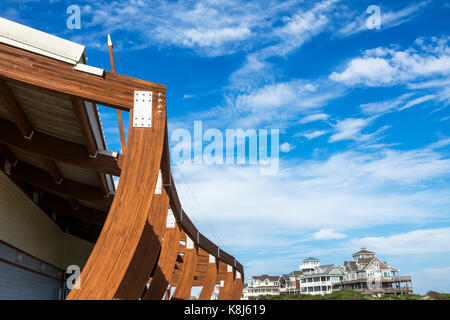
0 171 93 269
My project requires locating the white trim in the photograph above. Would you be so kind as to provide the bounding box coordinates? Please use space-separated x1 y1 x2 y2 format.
74 63 104 76
0 18 85 64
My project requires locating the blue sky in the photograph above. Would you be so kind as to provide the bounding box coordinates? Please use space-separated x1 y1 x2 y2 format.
2 0 450 294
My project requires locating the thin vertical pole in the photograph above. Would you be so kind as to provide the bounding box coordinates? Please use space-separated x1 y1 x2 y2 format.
108 34 127 154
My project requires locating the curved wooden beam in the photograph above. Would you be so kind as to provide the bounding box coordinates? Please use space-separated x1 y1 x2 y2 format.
198 250 218 300
142 211 181 300
67 93 166 300
230 271 244 300
113 177 170 299
217 261 235 300
171 235 198 300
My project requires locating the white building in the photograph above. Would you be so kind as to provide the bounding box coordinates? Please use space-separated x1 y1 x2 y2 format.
333 248 413 295
299 257 344 295
242 275 280 299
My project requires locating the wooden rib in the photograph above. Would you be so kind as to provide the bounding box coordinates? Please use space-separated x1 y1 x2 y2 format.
71 96 111 197
0 43 165 110
0 143 18 166
40 158 63 184
66 96 166 299
171 236 198 300
230 276 244 300
37 193 106 226
8 160 112 207
0 117 120 176
67 198 80 210
113 180 171 299
0 79 34 139
217 261 235 300
198 249 218 300
70 97 98 158
142 213 182 300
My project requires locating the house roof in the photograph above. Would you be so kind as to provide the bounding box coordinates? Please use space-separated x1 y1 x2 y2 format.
250 275 280 281
303 257 320 261
352 248 375 256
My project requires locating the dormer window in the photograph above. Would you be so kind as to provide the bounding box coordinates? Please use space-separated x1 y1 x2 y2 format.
374 262 379 268
265 280 269 285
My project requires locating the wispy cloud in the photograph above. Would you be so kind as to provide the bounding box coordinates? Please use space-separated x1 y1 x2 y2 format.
330 37 450 86
338 1 431 36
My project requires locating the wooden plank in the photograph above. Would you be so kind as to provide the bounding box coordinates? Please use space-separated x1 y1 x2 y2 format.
142 214 182 300
113 182 171 299
66 93 166 299
0 79 33 138
171 238 198 300
198 248 218 300
36 192 106 226
8 160 112 207
0 43 165 110
217 261 235 300
70 97 98 157
0 117 120 176
40 158 63 184
230 276 244 300
0 143 18 165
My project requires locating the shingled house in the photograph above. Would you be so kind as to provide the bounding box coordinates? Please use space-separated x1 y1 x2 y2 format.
243 275 280 299
332 248 413 295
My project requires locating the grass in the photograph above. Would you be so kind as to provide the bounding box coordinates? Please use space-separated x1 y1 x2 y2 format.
259 290 450 300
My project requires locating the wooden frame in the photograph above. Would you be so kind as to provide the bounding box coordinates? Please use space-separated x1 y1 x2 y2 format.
0 38 244 300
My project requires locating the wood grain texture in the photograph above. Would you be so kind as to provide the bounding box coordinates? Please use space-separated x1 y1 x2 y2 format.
0 43 165 110
142 214 181 300
171 237 198 300
113 180 170 299
198 249 218 300
217 261 235 300
9 160 112 207
66 91 166 299
230 276 244 300
0 117 120 176
0 79 33 138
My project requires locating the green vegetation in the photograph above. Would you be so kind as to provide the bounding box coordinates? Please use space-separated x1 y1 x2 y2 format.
258 290 450 300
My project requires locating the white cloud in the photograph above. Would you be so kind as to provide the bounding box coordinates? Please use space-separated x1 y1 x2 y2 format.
328 117 381 143
330 37 450 86
313 229 346 240
295 130 328 140
398 94 436 111
348 227 450 255
228 79 340 128
360 92 437 116
338 1 431 36
299 113 329 124
172 141 450 252
280 142 295 153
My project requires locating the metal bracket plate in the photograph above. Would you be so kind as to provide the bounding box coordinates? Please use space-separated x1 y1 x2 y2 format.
133 91 152 128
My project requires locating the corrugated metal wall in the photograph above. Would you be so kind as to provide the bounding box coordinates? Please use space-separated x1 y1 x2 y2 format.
0 242 62 300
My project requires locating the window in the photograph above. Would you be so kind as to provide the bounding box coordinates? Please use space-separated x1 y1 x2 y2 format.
264 280 269 285
374 262 379 268
274 281 278 286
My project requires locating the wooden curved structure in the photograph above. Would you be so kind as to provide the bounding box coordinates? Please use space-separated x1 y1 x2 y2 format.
0 19 244 300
